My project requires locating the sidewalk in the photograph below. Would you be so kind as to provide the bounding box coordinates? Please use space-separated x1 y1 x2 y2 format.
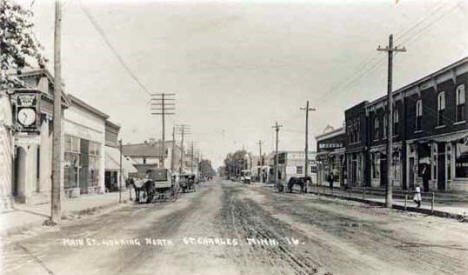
307 185 468 220
0 191 131 236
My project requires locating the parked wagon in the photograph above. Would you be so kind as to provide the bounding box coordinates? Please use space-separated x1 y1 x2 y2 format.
179 173 196 193
131 168 179 203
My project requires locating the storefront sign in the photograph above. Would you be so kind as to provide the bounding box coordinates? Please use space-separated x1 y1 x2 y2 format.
14 91 40 133
318 143 343 149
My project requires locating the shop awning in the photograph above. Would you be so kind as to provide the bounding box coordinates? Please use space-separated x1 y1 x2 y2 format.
431 131 468 143
105 146 137 173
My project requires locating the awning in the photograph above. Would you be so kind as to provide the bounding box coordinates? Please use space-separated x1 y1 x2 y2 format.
432 131 468 143
105 146 137 173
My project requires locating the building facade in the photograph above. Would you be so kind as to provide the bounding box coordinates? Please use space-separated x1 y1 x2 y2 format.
272 151 318 184
5 69 123 206
340 56 468 192
316 126 347 187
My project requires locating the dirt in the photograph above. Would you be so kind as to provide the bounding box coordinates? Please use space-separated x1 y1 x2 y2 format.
1 179 468 275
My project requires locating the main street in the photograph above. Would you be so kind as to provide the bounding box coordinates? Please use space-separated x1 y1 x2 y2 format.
2 180 468 275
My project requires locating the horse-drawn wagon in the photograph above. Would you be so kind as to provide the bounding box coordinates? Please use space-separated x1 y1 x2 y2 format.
130 168 179 203
179 173 196 193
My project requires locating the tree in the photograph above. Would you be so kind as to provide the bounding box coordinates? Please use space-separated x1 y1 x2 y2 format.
0 0 46 210
223 150 249 178
199 159 215 178
1 0 47 90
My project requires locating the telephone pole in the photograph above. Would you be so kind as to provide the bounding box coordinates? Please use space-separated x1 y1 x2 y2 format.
119 139 122 203
150 93 175 168
51 0 62 224
272 122 283 191
176 124 191 174
258 140 263 165
190 142 194 174
171 126 176 173
300 101 316 182
377 34 406 208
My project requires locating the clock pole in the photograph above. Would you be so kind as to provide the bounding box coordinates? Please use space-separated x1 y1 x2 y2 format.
51 0 62 224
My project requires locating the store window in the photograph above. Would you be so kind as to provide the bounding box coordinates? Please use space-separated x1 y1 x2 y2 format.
456 85 465 122
88 141 101 188
416 99 422 131
372 153 380 179
437 92 446 126
64 135 81 189
296 166 303 174
456 139 468 178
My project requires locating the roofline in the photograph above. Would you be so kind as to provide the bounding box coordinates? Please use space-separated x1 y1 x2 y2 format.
68 94 110 119
105 120 121 130
315 127 345 140
368 56 468 106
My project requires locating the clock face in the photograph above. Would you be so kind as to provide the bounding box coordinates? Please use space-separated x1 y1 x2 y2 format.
18 108 36 127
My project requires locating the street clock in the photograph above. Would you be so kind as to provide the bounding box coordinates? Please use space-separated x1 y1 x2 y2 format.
14 91 40 133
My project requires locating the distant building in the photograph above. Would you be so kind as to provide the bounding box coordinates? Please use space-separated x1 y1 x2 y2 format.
122 140 182 175
270 151 317 184
316 126 346 186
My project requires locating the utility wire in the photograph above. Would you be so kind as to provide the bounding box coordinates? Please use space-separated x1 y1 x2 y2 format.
79 1 151 96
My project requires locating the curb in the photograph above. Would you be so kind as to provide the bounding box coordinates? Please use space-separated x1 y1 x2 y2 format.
308 191 466 221
1 199 128 237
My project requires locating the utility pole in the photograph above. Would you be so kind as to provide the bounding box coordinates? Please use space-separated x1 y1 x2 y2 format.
51 0 62 224
171 126 175 173
272 122 283 191
190 142 194 174
176 124 191 174
119 139 122 203
301 101 316 182
150 93 175 168
258 140 263 165
377 34 406 208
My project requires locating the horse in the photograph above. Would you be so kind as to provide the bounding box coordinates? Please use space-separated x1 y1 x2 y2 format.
127 178 154 203
287 176 312 193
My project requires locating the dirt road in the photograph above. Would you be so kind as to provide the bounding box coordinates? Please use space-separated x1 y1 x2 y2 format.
2 179 468 275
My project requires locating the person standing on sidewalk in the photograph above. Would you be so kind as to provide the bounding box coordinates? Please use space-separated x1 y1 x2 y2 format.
327 170 335 189
413 183 422 208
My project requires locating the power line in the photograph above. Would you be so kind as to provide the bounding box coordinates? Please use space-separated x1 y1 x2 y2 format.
79 1 151 96
320 1 461 104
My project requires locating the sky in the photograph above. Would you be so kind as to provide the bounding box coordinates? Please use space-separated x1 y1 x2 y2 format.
18 0 468 168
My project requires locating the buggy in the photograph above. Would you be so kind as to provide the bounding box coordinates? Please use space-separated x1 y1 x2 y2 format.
132 168 179 203
179 174 196 193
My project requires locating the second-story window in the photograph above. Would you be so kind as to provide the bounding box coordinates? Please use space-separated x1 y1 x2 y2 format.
394 108 399 136
374 117 379 140
437 92 446 126
356 119 360 142
416 99 422 131
456 84 465 122
383 115 387 138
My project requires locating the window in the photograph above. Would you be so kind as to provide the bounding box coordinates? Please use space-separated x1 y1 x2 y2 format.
416 99 422 131
296 166 303 174
356 119 360 142
374 117 379 140
456 139 468 178
393 109 399 136
456 85 465 122
437 92 446 126
383 115 387 138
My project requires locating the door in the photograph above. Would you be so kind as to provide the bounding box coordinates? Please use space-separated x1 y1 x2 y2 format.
352 161 357 186
409 158 415 189
380 158 387 187
437 143 446 190
79 139 89 194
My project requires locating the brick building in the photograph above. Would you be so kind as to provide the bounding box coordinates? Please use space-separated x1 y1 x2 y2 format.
339 56 468 192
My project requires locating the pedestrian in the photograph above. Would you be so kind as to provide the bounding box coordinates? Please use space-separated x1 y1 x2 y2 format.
327 171 335 189
413 183 422 208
